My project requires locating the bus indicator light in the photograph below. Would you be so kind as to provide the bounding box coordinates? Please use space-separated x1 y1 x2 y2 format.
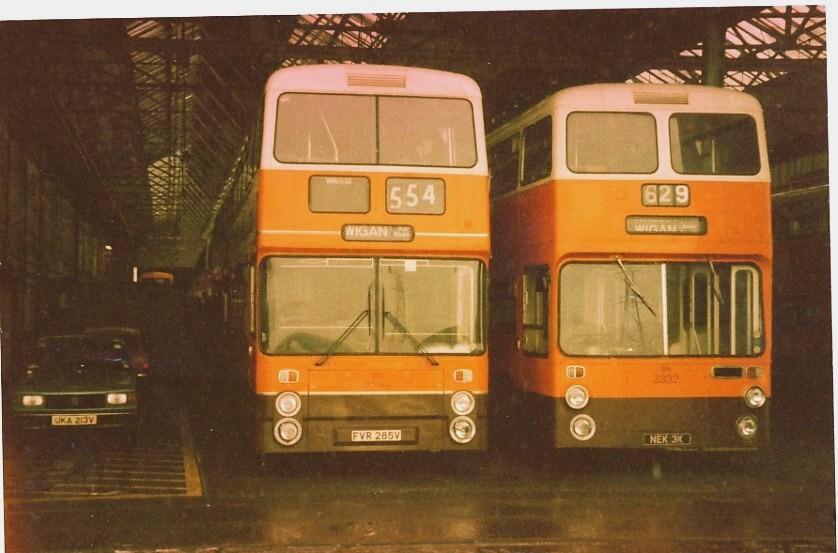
453 369 473 383
278 369 300 384
566 365 586 378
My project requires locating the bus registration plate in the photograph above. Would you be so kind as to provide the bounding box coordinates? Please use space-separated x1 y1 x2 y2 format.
351 429 402 442
643 433 691 446
52 414 97 426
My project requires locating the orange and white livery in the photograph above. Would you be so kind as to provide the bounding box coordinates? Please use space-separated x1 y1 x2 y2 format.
488 83 771 450
229 64 489 454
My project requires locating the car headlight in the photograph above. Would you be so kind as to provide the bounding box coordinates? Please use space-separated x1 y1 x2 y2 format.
275 391 301 417
565 385 590 410
274 418 302 446
570 414 596 441
107 393 129 405
21 394 44 407
451 391 475 415
449 416 476 444
744 386 766 408
736 415 758 438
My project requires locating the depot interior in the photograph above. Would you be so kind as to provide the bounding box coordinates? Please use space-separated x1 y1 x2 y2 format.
0 8 830 430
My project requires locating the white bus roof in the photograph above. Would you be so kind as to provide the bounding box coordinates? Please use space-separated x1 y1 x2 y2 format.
490 82 763 143
550 83 762 113
265 64 483 100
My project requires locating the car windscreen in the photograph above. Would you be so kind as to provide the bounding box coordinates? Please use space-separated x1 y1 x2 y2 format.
30 336 132 372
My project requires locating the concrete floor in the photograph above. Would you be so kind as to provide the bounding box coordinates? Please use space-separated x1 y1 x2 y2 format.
4 336 835 553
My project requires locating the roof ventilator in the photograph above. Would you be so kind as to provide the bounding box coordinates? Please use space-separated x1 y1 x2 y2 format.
348 73 407 88
633 91 689 105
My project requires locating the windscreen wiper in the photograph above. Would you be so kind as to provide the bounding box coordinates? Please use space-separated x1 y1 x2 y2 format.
319 111 339 162
707 257 724 304
383 311 439 366
615 257 657 317
315 308 369 366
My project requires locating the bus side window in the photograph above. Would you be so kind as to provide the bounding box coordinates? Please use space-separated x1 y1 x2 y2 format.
489 278 516 334
521 117 552 185
522 266 549 356
489 135 520 196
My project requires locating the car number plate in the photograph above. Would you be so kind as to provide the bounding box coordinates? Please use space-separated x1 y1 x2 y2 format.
51 414 98 426
644 432 691 446
351 429 402 442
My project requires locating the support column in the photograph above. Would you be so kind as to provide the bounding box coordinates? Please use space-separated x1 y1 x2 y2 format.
703 20 726 87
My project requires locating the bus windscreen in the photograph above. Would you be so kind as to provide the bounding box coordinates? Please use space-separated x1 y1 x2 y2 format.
275 93 476 167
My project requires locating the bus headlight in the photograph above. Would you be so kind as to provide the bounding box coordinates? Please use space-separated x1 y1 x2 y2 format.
736 415 758 438
570 414 596 441
565 385 590 410
449 416 476 444
274 418 302 446
744 386 766 408
275 391 301 417
451 391 475 415
21 395 44 407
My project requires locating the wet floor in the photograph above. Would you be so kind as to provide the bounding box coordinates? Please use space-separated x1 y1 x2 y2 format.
3 339 835 553
5 445 835 552
4 389 200 502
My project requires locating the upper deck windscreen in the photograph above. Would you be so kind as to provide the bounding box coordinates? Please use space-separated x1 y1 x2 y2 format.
274 93 477 168
566 112 658 174
669 114 760 175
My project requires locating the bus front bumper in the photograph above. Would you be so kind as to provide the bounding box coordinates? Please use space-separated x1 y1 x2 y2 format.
255 392 487 453
524 393 770 450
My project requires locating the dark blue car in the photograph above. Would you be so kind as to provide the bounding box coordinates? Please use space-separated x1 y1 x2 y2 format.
12 335 139 431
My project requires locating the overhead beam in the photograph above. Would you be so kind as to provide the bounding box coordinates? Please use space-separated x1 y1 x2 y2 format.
41 35 597 68
653 57 825 73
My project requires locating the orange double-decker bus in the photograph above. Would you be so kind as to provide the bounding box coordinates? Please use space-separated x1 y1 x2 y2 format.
220 64 489 455
488 83 771 450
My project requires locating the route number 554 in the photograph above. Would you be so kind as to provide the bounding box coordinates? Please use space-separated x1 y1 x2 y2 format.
387 178 445 214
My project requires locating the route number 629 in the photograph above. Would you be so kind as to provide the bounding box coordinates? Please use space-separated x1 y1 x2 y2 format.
642 183 690 207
